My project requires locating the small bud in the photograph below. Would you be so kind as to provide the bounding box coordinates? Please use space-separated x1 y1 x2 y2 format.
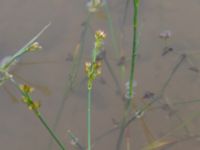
84 62 92 74
95 30 106 40
135 110 144 119
96 68 102 76
21 96 29 103
28 101 41 110
27 42 42 52
86 0 105 13
159 30 172 40
19 84 34 93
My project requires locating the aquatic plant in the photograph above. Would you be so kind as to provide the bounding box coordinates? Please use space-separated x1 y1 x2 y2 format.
84 30 106 150
1 1 200 150
116 0 140 149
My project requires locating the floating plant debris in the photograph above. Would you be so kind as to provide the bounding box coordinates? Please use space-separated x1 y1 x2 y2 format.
162 47 174 56
66 52 73 62
112 118 120 127
117 55 126 66
188 66 199 73
161 103 177 117
98 76 106 85
142 91 155 100
159 30 172 40
86 0 105 12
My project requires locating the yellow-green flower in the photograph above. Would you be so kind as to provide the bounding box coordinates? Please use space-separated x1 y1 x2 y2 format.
95 30 106 40
28 101 41 111
27 42 42 52
19 84 34 93
86 0 105 12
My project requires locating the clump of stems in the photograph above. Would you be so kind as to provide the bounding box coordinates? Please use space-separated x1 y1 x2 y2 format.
84 30 106 150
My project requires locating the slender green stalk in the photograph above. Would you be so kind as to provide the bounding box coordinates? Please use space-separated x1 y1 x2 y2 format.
102 52 122 94
116 1 140 150
103 2 120 58
10 78 66 150
103 2 126 79
120 0 131 31
85 30 106 150
127 0 140 110
2 23 51 71
67 130 85 150
0 23 50 87
159 54 186 95
36 112 66 150
47 13 92 150
87 88 92 150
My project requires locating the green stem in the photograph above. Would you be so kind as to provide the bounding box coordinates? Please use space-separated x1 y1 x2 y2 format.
11 78 66 150
103 53 122 94
67 130 85 150
103 2 125 79
127 0 139 110
36 112 66 150
159 54 186 95
2 23 51 71
87 88 92 150
116 1 140 150
47 13 92 150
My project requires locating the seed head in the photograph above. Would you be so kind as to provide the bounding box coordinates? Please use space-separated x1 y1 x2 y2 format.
95 30 106 40
20 84 34 93
27 42 42 52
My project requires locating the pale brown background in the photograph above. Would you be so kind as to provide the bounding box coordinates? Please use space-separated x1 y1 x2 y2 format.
1 0 200 149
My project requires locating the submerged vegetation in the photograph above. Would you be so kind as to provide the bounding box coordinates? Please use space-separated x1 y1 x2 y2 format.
1 0 200 150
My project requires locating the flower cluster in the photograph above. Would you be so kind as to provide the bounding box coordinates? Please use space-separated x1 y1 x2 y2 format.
94 30 106 49
84 30 106 90
85 60 102 90
20 84 40 111
86 0 105 13
27 42 42 52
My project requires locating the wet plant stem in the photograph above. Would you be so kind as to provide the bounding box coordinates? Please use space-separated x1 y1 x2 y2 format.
47 13 92 150
159 54 186 95
104 2 125 79
85 30 106 150
36 112 66 150
11 79 66 150
103 52 122 94
127 0 139 110
87 88 92 150
67 130 85 150
116 1 140 150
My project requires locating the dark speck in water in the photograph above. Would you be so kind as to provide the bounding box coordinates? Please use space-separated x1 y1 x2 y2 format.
162 47 174 56
188 66 199 73
142 91 155 99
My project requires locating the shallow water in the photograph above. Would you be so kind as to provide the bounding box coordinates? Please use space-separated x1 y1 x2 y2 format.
1 0 200 150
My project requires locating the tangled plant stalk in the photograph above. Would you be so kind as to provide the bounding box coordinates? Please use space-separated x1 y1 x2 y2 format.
84 30 106 150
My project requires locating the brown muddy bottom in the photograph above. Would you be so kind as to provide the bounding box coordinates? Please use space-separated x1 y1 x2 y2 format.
0 0 200 150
